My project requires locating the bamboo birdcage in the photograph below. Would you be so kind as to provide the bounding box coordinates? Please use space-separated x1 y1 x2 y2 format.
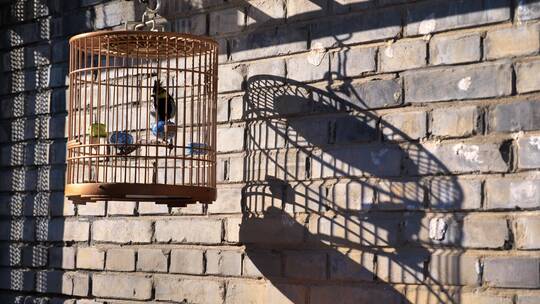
65 31 218 206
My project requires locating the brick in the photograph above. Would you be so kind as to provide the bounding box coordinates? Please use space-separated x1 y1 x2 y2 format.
226 217 242 243
225 280 266 304
377 249 427 283
240 214 305 245
490 100 540 133
246 0 286 25
170 249 204 274
247 58 286 79
174 13 207 35
77 201 105 216
450 215 509 248
404 141 509 175
339 78 402 109
0 218 34 241
429 251 480 285
210 186 242 214
266 283 307 304
517 0 540 21
330 46 376 78
405 0 510 36
49 247 75 269
431 106 479 138
243 250 281 277
382 110 427 141
310 8 401 48
284 251 326 280
106 201 136 215
155 276 224 303
138 201 169 215
519 135 540 169
484 257 540 288
405 63 512 103
217 126 244 152
92 274 152 300
461 294 513 304
334 113 378 143
515 216 540 249
218 64 244 93
430 177 482 210
76 247 104 270
486 178 540 209
206 250 242 276
137 249 168 272
36 271 89 296
375 178 426 210
519 295 540 304
310 285 402 304
380 40 426 72
209 7 245 35
22 246 47 267
92 219 152 244
485 24 540 59
516 60 540 93
45 219 88 242
106 248 135 271
311 144 402 178
0 269 34 291
155 218 222 244
430 34 482 65
332 180 375 211
287 0 327 19
329 249 374 281
286 52 330 82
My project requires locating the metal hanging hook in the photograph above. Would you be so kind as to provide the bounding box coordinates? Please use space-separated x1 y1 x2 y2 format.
124 0 163 31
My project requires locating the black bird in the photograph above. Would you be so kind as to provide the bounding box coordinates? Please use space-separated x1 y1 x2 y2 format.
152 79 176 122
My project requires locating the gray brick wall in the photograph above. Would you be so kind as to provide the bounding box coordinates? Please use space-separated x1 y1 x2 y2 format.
1 0 540 303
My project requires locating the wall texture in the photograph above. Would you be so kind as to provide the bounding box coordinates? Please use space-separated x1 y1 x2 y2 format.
1 0 540 303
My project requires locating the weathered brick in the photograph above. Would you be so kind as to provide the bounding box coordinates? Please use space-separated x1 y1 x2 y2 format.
77 201 105 216
518 135 540 169
0 269 34 291
155 218 222 244
430 177 482 210
429 251 481 285
92 274 152 300
246 0 286 25
22 246 47 267
174 13 207 36
45 219 88 242
138 201 169 215
405 0 510 36
338 78 402 109
404 141 509 175
310 285 402 304
517 0 540 21
218 64 244 93
484 257 540 288
225 217 242 243
329 249 374 281
240 215 305 245
461 294 513 304
284 251 326 280
76 247 104 270
332 179 375 211
485 24 540 59
243 250 281 277
382 110 427 141
106 201 136 216
431 106 479 138
206 250 242 276
247 58 286 79
287 0 327 19
106 248 135 272
217 126 245 152
516 60 540 93
155 276 224 303
405 63 512 103
380 39 426 72
515 216 540 250
266 283 307 304
225 280 266 304
49 247 75 270
430 33 482 65
170 249 204 274
36 271 89 296
377 249 427 283
286 52 330 82
486 178 540 209
518 295 540 304
330 46 376 78
209 7 245 35
209 186 242 214
92 219 152 244
137 249 168 272
490 100 540 133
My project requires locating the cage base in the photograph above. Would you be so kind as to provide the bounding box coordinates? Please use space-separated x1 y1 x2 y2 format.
65 183 216 206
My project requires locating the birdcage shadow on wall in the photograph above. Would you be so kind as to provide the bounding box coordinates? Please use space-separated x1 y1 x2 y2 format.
65 31 218 206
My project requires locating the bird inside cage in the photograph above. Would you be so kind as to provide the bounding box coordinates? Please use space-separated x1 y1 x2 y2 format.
150 79 177 146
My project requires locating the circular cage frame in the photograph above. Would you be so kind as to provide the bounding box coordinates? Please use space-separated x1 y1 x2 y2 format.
65 30 218 206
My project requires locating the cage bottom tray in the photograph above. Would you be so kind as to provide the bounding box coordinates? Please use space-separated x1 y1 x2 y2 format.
65 183 216 207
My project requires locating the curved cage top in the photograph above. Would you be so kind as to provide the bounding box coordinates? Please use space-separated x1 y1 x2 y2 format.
69 30 219 58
